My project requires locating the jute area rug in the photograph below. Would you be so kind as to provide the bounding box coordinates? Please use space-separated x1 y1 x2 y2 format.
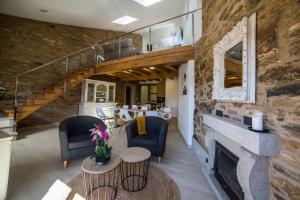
67 164 180 200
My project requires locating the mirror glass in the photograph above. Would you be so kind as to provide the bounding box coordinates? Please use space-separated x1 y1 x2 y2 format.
224 41 243 88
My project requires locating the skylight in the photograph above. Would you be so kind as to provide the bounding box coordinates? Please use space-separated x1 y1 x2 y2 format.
133 0 162 7
112 16 138 25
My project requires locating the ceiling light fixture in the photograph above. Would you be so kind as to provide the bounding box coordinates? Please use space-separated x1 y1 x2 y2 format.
150 66 155 70
133 0 162 7
112 16 138 25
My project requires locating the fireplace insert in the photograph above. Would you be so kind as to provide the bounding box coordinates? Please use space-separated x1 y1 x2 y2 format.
214 142 244 200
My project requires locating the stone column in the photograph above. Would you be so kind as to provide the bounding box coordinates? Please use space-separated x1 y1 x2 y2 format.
237 148 269 200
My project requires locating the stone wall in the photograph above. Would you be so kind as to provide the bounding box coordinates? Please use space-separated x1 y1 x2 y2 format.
193 0 300 199
0 14 142 126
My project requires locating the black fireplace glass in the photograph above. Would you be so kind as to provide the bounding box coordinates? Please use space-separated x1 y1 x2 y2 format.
214 142 244 200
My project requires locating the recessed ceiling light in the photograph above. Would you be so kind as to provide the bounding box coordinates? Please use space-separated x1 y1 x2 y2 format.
112 16 138 25
133 0 162 7
129 70 133 72
150 66 155 70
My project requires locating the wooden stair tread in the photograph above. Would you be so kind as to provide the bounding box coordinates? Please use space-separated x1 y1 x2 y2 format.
12 66 95 121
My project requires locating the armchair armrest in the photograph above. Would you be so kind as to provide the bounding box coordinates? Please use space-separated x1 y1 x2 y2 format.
59 122 69 161
158 121 168 153
126 120 138 146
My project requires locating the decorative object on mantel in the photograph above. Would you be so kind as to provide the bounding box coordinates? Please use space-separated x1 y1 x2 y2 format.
251 112 263 131
89 123 112 165
248 127 270 133
212 13 256 103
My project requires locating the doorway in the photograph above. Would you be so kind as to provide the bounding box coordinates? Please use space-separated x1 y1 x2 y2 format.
124 84 136 106
125 86 131 105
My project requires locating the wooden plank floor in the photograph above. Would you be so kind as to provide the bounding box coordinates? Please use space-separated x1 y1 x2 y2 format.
7 121 215 200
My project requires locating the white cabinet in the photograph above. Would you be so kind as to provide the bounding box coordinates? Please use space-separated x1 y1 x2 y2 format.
82 79 116 103
79 79 117 118
0 130 13 200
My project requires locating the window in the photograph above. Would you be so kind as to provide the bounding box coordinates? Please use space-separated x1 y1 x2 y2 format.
108 85 115 102
96 84 107 103
87 83 95 102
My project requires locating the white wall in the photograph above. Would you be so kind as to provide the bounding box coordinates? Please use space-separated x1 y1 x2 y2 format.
165 78 178 118
178 60 195 146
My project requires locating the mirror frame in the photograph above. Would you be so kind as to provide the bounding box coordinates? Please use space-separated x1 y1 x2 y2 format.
212 13 256 103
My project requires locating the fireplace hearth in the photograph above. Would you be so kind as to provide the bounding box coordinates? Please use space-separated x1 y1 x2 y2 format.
214 142 244 200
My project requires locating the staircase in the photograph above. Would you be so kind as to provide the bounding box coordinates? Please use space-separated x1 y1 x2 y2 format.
1 8 199 129
4 67 94 121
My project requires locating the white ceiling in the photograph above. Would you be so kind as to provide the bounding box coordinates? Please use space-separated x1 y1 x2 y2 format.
0 0 187 32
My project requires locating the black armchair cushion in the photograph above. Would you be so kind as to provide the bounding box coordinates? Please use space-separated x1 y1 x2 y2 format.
131 134 158 147
68 134 95 150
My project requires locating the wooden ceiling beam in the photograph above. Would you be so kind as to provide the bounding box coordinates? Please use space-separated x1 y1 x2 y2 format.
122 71 140 78
162 65 178 73
153 67 177 77
122 74 163 81
134 69 152 76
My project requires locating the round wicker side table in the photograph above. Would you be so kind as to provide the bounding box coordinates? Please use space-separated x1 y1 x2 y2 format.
81 154 121 200
119 147 151 192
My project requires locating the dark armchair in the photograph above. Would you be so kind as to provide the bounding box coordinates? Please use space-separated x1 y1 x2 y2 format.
125 116 168 162
59 116 106 168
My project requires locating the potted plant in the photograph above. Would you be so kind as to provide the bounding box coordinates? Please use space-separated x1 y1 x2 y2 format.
89 124 112 165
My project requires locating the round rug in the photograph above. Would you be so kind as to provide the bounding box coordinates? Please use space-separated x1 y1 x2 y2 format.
67 164 180 200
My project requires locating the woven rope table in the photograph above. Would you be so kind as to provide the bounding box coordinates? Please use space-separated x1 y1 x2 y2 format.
81 154 121 200
119 147 151 192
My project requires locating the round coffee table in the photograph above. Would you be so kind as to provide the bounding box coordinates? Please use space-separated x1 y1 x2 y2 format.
81 154 121 200
119 147 151 192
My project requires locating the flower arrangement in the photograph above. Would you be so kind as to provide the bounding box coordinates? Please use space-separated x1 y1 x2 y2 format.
89 123 112 164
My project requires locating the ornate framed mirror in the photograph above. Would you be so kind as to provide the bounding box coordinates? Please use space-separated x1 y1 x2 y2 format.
212 13 256 103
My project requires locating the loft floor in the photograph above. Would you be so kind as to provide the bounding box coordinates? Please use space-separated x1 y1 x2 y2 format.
94 45 194 81
7 120 215 200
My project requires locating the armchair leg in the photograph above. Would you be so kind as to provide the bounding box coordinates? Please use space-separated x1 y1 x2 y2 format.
64 160 68 168
158 157 162 163
119 124 123 134
119 121 128 134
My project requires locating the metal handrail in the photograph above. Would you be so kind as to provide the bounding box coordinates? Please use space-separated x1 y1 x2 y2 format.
13 8 201 78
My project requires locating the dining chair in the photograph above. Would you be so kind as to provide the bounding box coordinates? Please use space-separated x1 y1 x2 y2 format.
163 107 171 113
161 107 172 120
132 105 138 109
96 107 113 125
118 108 133 134
136 111 144 117
123 105 129 109
146 111 159 117
141 106 148 111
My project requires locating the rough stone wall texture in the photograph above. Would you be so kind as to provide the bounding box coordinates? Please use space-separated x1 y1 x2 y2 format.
0 14 123 97
193 0 300 199
0 14 143 126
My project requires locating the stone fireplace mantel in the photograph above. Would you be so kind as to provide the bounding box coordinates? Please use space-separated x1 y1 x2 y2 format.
199 114 280 200
203 114 280 156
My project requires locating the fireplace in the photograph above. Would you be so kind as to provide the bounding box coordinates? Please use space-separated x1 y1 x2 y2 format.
214 142 244 200
197 114 279 200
